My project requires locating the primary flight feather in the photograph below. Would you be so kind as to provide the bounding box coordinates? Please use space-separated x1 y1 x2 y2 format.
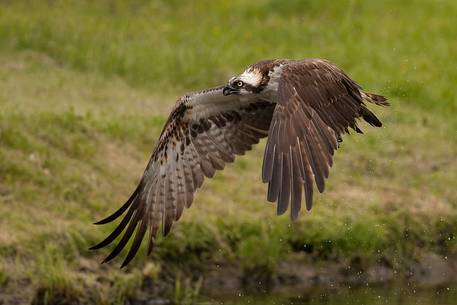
91 58 388 267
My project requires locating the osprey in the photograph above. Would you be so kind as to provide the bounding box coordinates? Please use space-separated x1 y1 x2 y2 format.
91 58 388 267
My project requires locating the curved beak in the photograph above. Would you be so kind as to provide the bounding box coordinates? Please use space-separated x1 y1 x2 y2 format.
223 85 239 96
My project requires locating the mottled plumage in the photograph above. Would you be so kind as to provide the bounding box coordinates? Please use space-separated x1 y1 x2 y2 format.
91 58 388 267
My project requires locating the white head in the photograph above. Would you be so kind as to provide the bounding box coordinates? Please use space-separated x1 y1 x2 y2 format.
223 67 265 96
223 60 284 97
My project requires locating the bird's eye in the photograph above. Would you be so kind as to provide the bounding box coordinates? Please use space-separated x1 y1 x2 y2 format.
236 81 244 88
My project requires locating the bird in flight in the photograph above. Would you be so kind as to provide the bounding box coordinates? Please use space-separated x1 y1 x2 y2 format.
91 58 388 267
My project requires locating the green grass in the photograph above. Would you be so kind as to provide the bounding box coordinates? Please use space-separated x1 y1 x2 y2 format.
1 0 457 114
0 0 457 303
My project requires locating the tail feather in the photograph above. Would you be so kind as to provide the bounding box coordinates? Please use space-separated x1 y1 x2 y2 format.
362 92 389 106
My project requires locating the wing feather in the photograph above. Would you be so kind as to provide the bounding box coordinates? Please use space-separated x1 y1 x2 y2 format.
262 59 387 218
92 88 275 266
175 158 187 221
290 147 303 220
277 151 291 215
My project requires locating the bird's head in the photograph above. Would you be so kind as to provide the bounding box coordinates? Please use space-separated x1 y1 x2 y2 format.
223 60 284 97
223 67 266 96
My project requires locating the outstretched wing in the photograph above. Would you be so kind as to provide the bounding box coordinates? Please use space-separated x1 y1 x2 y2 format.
91 87 275 267
262 59 388 220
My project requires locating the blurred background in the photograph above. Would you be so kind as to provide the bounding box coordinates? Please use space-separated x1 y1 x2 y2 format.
0 1 456 304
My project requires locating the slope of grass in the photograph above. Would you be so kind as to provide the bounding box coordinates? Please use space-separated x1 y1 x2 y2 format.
1 0 457 114
0 0 457 303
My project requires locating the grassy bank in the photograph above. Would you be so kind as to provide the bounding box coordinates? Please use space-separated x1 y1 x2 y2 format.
1 1 456 304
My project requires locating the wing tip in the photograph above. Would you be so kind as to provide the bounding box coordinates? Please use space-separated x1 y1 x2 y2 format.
101 256 113 265
93 219 110 225
120 257 133 269
93 184 141 225
276 206 288 216
163 223 173 237
290 211 300 221
89 244 102 251
360 106 383 128
316 182 325 193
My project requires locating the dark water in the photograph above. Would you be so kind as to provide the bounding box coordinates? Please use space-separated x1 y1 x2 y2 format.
198 284 457 305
